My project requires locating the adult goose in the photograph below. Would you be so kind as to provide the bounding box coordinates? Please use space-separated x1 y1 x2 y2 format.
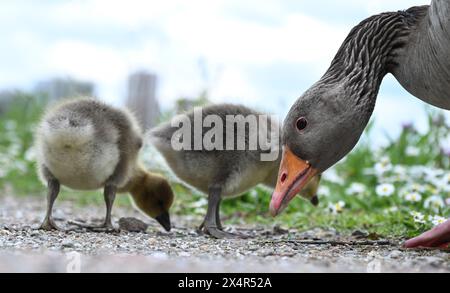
270 0 450 248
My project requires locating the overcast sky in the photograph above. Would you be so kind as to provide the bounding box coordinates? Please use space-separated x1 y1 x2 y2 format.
0 0 439 144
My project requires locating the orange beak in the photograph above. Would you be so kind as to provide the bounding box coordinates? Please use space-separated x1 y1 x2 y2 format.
270 146 319 217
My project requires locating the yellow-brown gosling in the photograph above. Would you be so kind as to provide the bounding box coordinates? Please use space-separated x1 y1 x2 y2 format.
36 98 174 232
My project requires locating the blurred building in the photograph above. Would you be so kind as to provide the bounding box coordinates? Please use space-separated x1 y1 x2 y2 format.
34 78 95 101
126 71 161 129
0 90 18 115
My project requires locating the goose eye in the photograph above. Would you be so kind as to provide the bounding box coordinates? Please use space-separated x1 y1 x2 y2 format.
296 117 308 131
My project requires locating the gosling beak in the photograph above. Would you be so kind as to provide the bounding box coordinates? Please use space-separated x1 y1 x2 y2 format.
310 196 320 207
156 212 171 232
270 146 319 217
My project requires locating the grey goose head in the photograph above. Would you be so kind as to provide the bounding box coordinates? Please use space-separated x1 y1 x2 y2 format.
270 1 450 216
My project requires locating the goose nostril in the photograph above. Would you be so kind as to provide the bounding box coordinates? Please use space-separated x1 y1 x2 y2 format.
280 173 288 184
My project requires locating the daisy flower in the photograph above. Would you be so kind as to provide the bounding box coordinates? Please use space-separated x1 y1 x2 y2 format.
411 211 426 224
376 184 395 197
424 196 445 212
428 215 447 227
406 146 420 157
374 157 393 177
328 201 346 215
409 183 426 193
404 192 422 203
346 183 366 195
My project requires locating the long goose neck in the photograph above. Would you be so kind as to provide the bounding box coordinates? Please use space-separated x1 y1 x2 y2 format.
320 7 428 113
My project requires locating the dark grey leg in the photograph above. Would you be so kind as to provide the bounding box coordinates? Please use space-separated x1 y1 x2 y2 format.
202 186 227 238
215 197 223 231
197 195 223 232
102 184 116 230
40 179 63 231
201 186 247 239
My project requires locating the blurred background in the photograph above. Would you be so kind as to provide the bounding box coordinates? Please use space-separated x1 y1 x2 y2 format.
0 0 448 236
0 0 441 143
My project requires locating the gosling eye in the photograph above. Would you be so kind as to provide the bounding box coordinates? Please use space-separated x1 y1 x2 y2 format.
295 117 308 132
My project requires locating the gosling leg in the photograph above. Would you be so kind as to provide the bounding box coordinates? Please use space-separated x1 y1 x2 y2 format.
198 196 223 232
40 179 63 231
215 201 223 231
201 186 246 239
102 184 116 230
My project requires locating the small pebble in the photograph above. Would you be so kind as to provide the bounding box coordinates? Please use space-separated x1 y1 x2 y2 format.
352 230 368 239
61 240 75 249
29 231 40 237
119 217 148 233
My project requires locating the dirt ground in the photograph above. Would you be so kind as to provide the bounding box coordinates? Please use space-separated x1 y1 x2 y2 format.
0 195 449 273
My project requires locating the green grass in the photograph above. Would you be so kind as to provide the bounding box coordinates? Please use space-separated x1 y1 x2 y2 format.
1 94 449 239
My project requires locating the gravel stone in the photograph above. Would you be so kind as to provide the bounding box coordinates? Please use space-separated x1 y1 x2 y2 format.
119 217 149 233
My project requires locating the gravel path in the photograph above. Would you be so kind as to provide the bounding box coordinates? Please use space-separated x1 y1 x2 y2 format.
0 195 449 273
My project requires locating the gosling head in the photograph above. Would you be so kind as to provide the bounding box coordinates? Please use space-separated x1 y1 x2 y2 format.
129 172 175 232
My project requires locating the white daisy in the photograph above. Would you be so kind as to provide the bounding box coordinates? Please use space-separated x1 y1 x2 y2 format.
409 166 427 179
346 183 366 195
393 166 407 180
328 201 346 215
409 183 426 193
404 192 422 203
406 146 420 157
376 184 395 197
424 168 445 182
374 158 393 177
411 211 426 224
428 215 447 227
434 174 450 192
424 196 445 212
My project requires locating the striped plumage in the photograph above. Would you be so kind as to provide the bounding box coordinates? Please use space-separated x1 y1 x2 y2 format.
270 0 450 249
324 6 428 108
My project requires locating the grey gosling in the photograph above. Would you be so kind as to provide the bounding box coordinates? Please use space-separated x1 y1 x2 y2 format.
150 104 320 239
